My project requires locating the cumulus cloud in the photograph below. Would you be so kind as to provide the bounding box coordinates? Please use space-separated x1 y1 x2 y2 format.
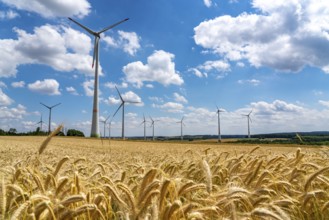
319 100 329 108
0 104 26 119
0 88 14 106
28 79 61 95
174 93 188 104
104 81 128 89
190 60 230 78
237 79 260 86
105 90 143 106
123 50 184 88
194 0 329 73
0 0 91 18
203 0 213 7
0 24 98 78
11 81 25 88
153 102 184 113
103 31 141 56
66 86 78 95
82 80 94 97
0 9 19 20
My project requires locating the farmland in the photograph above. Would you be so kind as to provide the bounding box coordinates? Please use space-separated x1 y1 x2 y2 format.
1 136 329 219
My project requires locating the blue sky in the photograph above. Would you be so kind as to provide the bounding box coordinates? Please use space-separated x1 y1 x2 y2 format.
1 0 329 137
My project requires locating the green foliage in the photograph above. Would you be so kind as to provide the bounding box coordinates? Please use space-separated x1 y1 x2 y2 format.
67 129 85 137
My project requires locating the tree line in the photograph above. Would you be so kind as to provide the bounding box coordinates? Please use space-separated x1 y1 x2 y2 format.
0 127 85 137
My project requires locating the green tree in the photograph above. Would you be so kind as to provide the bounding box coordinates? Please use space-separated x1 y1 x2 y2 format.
67 129 85 137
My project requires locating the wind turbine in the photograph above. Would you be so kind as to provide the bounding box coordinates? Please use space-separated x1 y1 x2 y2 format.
36 114 45 132
140 114 147 140
40 102 61 134
68 17 129 137
242 109 253 138
216 106 225 142
150 116 160 141
176 116 185 141
113 86 141 139
100 114 111 138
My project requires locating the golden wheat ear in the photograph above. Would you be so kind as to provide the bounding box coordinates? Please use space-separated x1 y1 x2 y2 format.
38 124 63 155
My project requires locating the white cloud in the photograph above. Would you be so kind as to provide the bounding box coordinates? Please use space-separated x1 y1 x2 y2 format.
188 68 207 78
0 9 19 20
0 81 6 88
0 0 91 18
105 90 143 106
28 79 61 95
203 0 213 7
0 24 97 78
104 81 128 89
174 93 188 104
118 31 141 56
123 50 184 88
11 81 25 88
103 31 141 56
122 91 143 105
0 88 14 106
237 79 261 86
82 80 94 97
154 102 184 113
66 86 78 95
190 60 230 78
149 96 163 103
194 0 329 73
319 100 329 108
0 104 26 119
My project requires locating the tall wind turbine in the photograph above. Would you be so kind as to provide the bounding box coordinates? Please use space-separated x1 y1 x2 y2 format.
150 116 160 141
176 116 185 141
216 106 225 142
100 114 111 138
140 114 147 140
242 109 253 138
40 102 61 134
113 86 140 139
68 17 129 137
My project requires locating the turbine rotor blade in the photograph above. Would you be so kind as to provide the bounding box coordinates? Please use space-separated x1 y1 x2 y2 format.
51 103 61 108
92 37 99 68
68 17 95 35
113 103 123 117
40 102 50 109
98 18 129 34
115 86 124 102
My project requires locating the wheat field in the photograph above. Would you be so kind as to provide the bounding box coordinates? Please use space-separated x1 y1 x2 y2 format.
0 134 329 219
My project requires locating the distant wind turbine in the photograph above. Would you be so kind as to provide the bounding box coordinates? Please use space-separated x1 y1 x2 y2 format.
176 116 185 141
242 109 253 138
40 102 61 134
68 17 129 137
100 114 111 138
36 114 45 132
216 106 225 142
150 116 160 141
113 86 141 139
140 114 147 140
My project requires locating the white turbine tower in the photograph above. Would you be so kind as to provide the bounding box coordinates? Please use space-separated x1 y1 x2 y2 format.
40 102 61 134
113 86 140 139
216 106 225 142
68 17 129 137
176 116 185 141
242 109 253 138
140 114 147 140
100 114 111 138
149 116 160 141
